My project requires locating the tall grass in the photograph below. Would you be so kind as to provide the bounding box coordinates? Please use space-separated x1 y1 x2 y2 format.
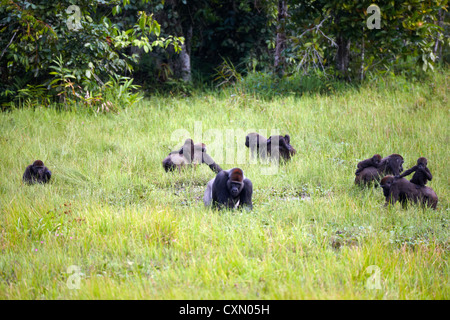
0 71 448 299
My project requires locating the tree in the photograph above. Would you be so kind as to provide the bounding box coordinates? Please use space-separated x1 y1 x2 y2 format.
0 0 183 107
274 0 287 76
286 0 448 80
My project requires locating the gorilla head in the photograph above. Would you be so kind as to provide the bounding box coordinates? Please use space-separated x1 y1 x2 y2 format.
226 168 244 198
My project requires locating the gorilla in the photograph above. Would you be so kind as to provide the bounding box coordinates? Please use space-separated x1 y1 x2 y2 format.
245 133 296 161
355 154 382 176
162 138 222 173
23 160 52 184
380 175 438 209
397 157 432 188
267 135 297 161
377 154 404 176
203 167 253 210
355 154 404 186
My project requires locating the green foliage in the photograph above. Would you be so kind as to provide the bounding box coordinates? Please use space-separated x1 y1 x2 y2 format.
102 74 143 110
134 0 274 86
239 70 343 99
193 1 274 74
285 0 448 80
213 58 243 88
1 0 448 103
0 0 182 108
15 84 52 108
49 56 142 112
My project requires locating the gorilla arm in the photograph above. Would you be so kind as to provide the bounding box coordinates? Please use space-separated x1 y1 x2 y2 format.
422 167 433 181
201 152 223 174
398 165 418 179
239 178 253 210
22 164 34 184
203 178 215 206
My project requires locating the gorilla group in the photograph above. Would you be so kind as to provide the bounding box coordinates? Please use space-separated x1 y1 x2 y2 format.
22 134 439 212
354 154 438 209
354 153 404 186
380 175 438 209
162 133 296 211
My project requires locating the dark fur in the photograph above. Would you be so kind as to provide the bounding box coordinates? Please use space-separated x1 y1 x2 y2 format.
203 168 253 210
245 133 268 159
267 135 296 161
378 154 404 176
245 133 296 161
380 176 438 209
162 139 222 173
355 154 382 176
23 160 52 184
397 157 432 188
355 154 404 186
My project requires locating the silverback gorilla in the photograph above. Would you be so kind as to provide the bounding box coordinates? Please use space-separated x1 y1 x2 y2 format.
162 138 222 173
380 176 438 209
23 160 52 184
355 154 404 186
203 168 253 210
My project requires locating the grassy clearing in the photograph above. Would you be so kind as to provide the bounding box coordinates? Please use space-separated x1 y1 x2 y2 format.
0 71 448 299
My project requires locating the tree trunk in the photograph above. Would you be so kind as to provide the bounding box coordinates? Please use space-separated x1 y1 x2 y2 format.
360 27 365 81
159 0 193 83
179 24 192 82
433 9 444 61
336 34 350 79
274 0 287 77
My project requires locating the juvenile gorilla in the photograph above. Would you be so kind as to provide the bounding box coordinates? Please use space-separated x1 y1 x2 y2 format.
355 154 382 176
162 138 222 173
23 160 52 184
380 175 438 209
203 168 253 210
245 133 296 161
397 157 432 188
355 154 404 186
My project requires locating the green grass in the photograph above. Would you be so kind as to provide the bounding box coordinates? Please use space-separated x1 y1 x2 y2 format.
0 71 449 299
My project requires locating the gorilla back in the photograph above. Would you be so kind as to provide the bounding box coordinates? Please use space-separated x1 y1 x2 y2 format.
380 176 438 209
163 139 222 173
245 133 296 161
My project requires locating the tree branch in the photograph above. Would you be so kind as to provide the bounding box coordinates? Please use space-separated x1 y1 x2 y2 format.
0 31 17 61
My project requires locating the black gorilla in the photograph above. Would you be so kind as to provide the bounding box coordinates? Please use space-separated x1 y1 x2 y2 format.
380 175 438 209
203 168 253 210
397 157 432 188
355 154 382 176
23 160 52 184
